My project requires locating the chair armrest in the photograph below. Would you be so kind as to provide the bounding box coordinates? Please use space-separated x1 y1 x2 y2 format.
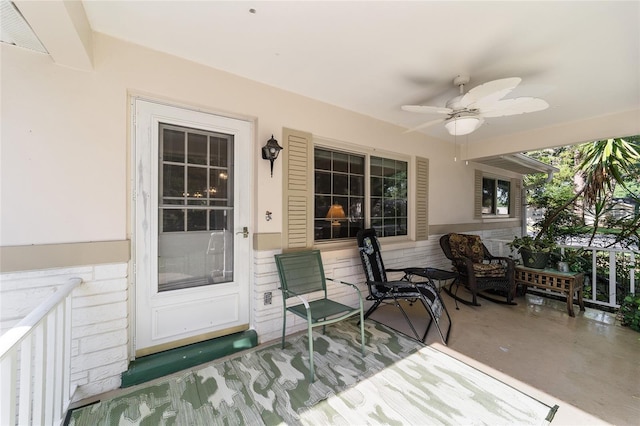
327 277 364 301
366 279 417 290
279 287 311 309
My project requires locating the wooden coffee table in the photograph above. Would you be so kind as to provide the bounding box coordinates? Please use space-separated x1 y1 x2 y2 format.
514 266 585 317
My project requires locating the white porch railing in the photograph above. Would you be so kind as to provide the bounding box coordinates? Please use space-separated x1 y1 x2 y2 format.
0 277 82 426
486 240 638 309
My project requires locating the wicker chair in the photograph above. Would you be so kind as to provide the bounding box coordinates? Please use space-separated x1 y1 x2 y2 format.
439 233 516 306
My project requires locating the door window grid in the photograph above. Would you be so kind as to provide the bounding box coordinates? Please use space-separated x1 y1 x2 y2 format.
160 124 234 233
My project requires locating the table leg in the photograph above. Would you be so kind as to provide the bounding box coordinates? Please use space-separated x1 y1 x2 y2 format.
577 278 585 313
566 284 575 317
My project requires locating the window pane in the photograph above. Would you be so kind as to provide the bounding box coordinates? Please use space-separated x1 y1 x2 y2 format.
371 156 383 177
482 178 495 214
163 128 184 163
349 197 364 221
497 180 510 215
315 149 332 170
333 174 349 195
162 209 184 232
210 169 228 201
315 195 331 219
210 136 229 167
163 165 184 197
209 209 227 230
350 155 364 174
315 171 331 194
350 175 364 196
187 209 207 231
333 152 349 173
188 133 207 165
383 158 397 177
371 197 382 219
187 167 207 199
371 176 383 197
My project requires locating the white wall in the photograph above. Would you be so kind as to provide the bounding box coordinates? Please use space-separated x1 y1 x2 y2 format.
1 33 485 248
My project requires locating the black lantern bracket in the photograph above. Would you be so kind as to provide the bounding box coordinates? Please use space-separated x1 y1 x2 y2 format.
261 135 283 177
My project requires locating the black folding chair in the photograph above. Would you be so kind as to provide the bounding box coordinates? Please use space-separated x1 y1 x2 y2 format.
356 228 452 344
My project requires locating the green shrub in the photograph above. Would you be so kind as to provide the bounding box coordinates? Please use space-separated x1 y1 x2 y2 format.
619 294 640 332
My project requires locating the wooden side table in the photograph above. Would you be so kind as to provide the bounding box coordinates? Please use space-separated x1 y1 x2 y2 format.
514 266 585 317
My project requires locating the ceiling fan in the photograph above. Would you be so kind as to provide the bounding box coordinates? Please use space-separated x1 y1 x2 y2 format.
401 75 549 136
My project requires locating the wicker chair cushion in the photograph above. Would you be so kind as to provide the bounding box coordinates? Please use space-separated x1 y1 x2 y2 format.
472 262 506 277
448 233 484 263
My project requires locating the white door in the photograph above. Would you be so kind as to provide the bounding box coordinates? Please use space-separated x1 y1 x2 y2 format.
132 98 251 357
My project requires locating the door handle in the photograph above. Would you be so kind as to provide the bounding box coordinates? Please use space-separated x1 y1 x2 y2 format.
236 226 249 238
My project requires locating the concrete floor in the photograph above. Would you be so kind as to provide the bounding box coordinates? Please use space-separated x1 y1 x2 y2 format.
368 289 640 426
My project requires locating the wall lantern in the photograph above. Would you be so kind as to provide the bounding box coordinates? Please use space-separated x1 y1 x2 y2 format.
261 135 283 177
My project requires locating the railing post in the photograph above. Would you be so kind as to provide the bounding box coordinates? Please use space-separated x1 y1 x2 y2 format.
609 251 617 305
591 249 598 302
630 252 636 295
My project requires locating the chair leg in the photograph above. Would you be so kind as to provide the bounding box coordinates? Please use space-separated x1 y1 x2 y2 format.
391 294 421 341
363 299 382 320
281 311 287 349
307 320 315 382
359 305 366 356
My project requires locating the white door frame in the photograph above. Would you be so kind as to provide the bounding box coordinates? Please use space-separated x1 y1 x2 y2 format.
130 97 253 357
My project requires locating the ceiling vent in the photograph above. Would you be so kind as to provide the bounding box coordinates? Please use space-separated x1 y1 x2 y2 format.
1 1 47 53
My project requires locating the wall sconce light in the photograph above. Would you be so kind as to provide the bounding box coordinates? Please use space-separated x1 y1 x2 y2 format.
326 203 346 226
261 135 283 177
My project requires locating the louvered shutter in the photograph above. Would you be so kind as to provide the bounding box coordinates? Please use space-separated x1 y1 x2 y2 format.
415 157 429 241
474 169 483 219
510 178 522 218
282 128 313 249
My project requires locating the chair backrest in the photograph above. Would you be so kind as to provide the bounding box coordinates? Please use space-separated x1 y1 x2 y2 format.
275 250 327 297
356 228 388 283
440 233 485 263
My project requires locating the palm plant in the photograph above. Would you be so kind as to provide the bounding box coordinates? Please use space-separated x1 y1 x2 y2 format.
535 138 640 247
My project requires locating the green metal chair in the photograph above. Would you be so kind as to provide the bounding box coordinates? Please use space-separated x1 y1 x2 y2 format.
275 250 366 381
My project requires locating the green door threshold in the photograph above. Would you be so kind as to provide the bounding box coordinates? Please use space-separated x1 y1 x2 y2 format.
121 329 258 388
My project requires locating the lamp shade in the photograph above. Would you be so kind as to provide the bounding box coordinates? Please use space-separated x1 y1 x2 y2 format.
326 204 346 225
444 115 484 136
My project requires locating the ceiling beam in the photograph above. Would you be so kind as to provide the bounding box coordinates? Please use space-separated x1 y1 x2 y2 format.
14 0 93 71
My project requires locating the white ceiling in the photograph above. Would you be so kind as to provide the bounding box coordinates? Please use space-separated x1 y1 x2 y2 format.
16 1 640 144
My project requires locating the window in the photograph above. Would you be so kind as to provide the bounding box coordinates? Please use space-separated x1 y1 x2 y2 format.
482 177 510 215
475 170 521 219
313 147 408 242
282 128 427 249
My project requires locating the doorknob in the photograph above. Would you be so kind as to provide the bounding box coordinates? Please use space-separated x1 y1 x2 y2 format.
236 226 249 238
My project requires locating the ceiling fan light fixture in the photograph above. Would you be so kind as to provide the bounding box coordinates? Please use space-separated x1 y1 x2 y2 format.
444 115 484 136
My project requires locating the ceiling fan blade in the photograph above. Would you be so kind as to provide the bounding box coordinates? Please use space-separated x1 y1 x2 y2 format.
401 105 452 115
403 117 446 134
460 77 522 108
480 97 549 117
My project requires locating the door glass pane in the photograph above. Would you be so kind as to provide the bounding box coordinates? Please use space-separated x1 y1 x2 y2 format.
188 133 207 165
158 124 234 291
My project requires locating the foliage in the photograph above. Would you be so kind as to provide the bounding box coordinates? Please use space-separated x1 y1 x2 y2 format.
525 136 640 249
619 294 640 332
507 234 557 253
